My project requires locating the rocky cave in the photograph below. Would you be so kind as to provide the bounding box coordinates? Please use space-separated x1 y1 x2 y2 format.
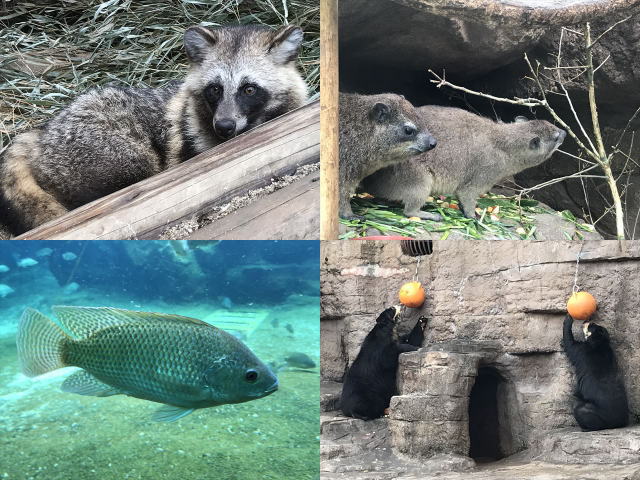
339 0 640 239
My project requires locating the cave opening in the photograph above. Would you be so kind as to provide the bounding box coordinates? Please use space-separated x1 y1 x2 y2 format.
468 367 508 463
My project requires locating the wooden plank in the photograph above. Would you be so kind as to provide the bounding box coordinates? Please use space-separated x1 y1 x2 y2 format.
188 171 319 240
17 101 320 240
320 0 340 240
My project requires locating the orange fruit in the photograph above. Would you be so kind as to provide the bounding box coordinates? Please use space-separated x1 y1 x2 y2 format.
566 291 597 320
399 281 425 308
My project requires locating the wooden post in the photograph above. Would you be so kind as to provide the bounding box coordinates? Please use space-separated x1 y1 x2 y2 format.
320 0 339 240
16 102 320 240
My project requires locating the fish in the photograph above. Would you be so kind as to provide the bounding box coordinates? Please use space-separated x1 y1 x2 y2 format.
0 265 9 273
63 282 80 294
36 248 53 257
17 258 38 268
285 324 294 334
0 284 15 298
284 352 316 370
169 240 220 258
221 297 233 309
62 252 77 261
16 306 278 422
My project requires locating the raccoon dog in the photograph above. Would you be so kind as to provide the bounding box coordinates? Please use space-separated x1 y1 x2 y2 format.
0 24 308 235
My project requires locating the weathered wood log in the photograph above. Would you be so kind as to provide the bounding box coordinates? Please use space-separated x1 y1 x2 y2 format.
188 170 319 240
17 101 320 240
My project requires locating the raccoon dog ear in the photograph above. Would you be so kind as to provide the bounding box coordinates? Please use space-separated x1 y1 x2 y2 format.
269 25 303 64
370 103 390 123
184 26 219 63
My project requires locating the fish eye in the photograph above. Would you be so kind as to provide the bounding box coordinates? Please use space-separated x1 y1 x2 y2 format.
242 84 257 96
245 369 258 383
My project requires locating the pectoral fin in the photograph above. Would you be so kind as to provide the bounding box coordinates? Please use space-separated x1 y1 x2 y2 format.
151 405 195 423
61 370 122 397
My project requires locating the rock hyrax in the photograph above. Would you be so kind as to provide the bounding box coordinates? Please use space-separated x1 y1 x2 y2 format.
361 106 566 219
339 93 437 219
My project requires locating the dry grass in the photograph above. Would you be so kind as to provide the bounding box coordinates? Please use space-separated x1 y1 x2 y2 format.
0 0 320 152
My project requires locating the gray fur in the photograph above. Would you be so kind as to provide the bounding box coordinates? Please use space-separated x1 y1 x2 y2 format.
339 93 436 219
362 105 566 220
0 24 307 235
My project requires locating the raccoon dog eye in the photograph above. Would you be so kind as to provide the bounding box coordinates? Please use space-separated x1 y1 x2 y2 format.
404 126 416 136
242 85 257 96
245 369 258 383
204 84 223 101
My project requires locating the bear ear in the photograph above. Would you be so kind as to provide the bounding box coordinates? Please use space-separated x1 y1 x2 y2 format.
184 26 219 64
370 102 390 123
269 25 303 64
514 115 529 123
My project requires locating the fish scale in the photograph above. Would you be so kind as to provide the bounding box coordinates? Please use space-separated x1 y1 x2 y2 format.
16 306 278 422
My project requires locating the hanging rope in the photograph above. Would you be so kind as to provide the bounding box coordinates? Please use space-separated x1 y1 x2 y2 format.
413 255 421 282
572 243 585 293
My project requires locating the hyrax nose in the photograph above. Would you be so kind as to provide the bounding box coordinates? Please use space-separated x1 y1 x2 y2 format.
214 119 237 139
428 136 437 150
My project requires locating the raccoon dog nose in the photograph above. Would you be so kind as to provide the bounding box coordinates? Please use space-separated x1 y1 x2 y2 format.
214 119 236 139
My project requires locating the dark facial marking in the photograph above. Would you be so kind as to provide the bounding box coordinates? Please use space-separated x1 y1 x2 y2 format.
235 84 270 130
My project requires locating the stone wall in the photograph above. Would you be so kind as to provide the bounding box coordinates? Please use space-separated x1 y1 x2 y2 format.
321 240 640 456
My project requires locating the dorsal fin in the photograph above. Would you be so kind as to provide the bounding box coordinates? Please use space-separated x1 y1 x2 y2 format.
52 306 210 339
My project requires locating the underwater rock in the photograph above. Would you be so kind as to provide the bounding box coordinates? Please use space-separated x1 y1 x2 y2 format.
16 306 278 422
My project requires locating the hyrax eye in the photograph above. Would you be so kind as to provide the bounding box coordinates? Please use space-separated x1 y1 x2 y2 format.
245 369 258 383
404 126 416 136
529 137 541 149
242 85 257 96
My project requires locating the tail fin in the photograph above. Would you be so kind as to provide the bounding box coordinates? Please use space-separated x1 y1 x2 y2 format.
0 131 68 233
16 308 70 377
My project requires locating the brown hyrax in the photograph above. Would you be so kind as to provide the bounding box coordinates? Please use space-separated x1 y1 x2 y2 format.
339 93 437 219
361 106 566 220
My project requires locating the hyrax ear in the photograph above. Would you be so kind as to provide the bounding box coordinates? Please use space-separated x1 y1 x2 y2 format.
184 26 219 64
269 25 303 64
370 102 390 123
514 116 529 123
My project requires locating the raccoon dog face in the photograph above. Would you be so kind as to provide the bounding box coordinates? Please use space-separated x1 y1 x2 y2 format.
183 25 307 141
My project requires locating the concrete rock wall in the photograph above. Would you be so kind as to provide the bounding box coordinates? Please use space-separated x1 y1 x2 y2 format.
321 240 640 455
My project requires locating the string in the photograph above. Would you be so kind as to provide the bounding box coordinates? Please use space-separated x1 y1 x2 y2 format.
413 254 421 282
572 243 585 293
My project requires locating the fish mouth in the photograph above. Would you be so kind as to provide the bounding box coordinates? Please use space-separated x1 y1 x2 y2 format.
264 380 279 396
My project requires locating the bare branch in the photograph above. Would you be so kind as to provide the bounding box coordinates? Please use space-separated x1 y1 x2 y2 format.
428 69 544 107
588 16 632 49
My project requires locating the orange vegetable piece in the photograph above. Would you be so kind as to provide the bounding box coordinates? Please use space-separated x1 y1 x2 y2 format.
399 281 425 308
566 291 597 320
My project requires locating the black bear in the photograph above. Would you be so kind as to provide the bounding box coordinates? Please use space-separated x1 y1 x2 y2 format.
340 307 427 420
562 315 629 431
